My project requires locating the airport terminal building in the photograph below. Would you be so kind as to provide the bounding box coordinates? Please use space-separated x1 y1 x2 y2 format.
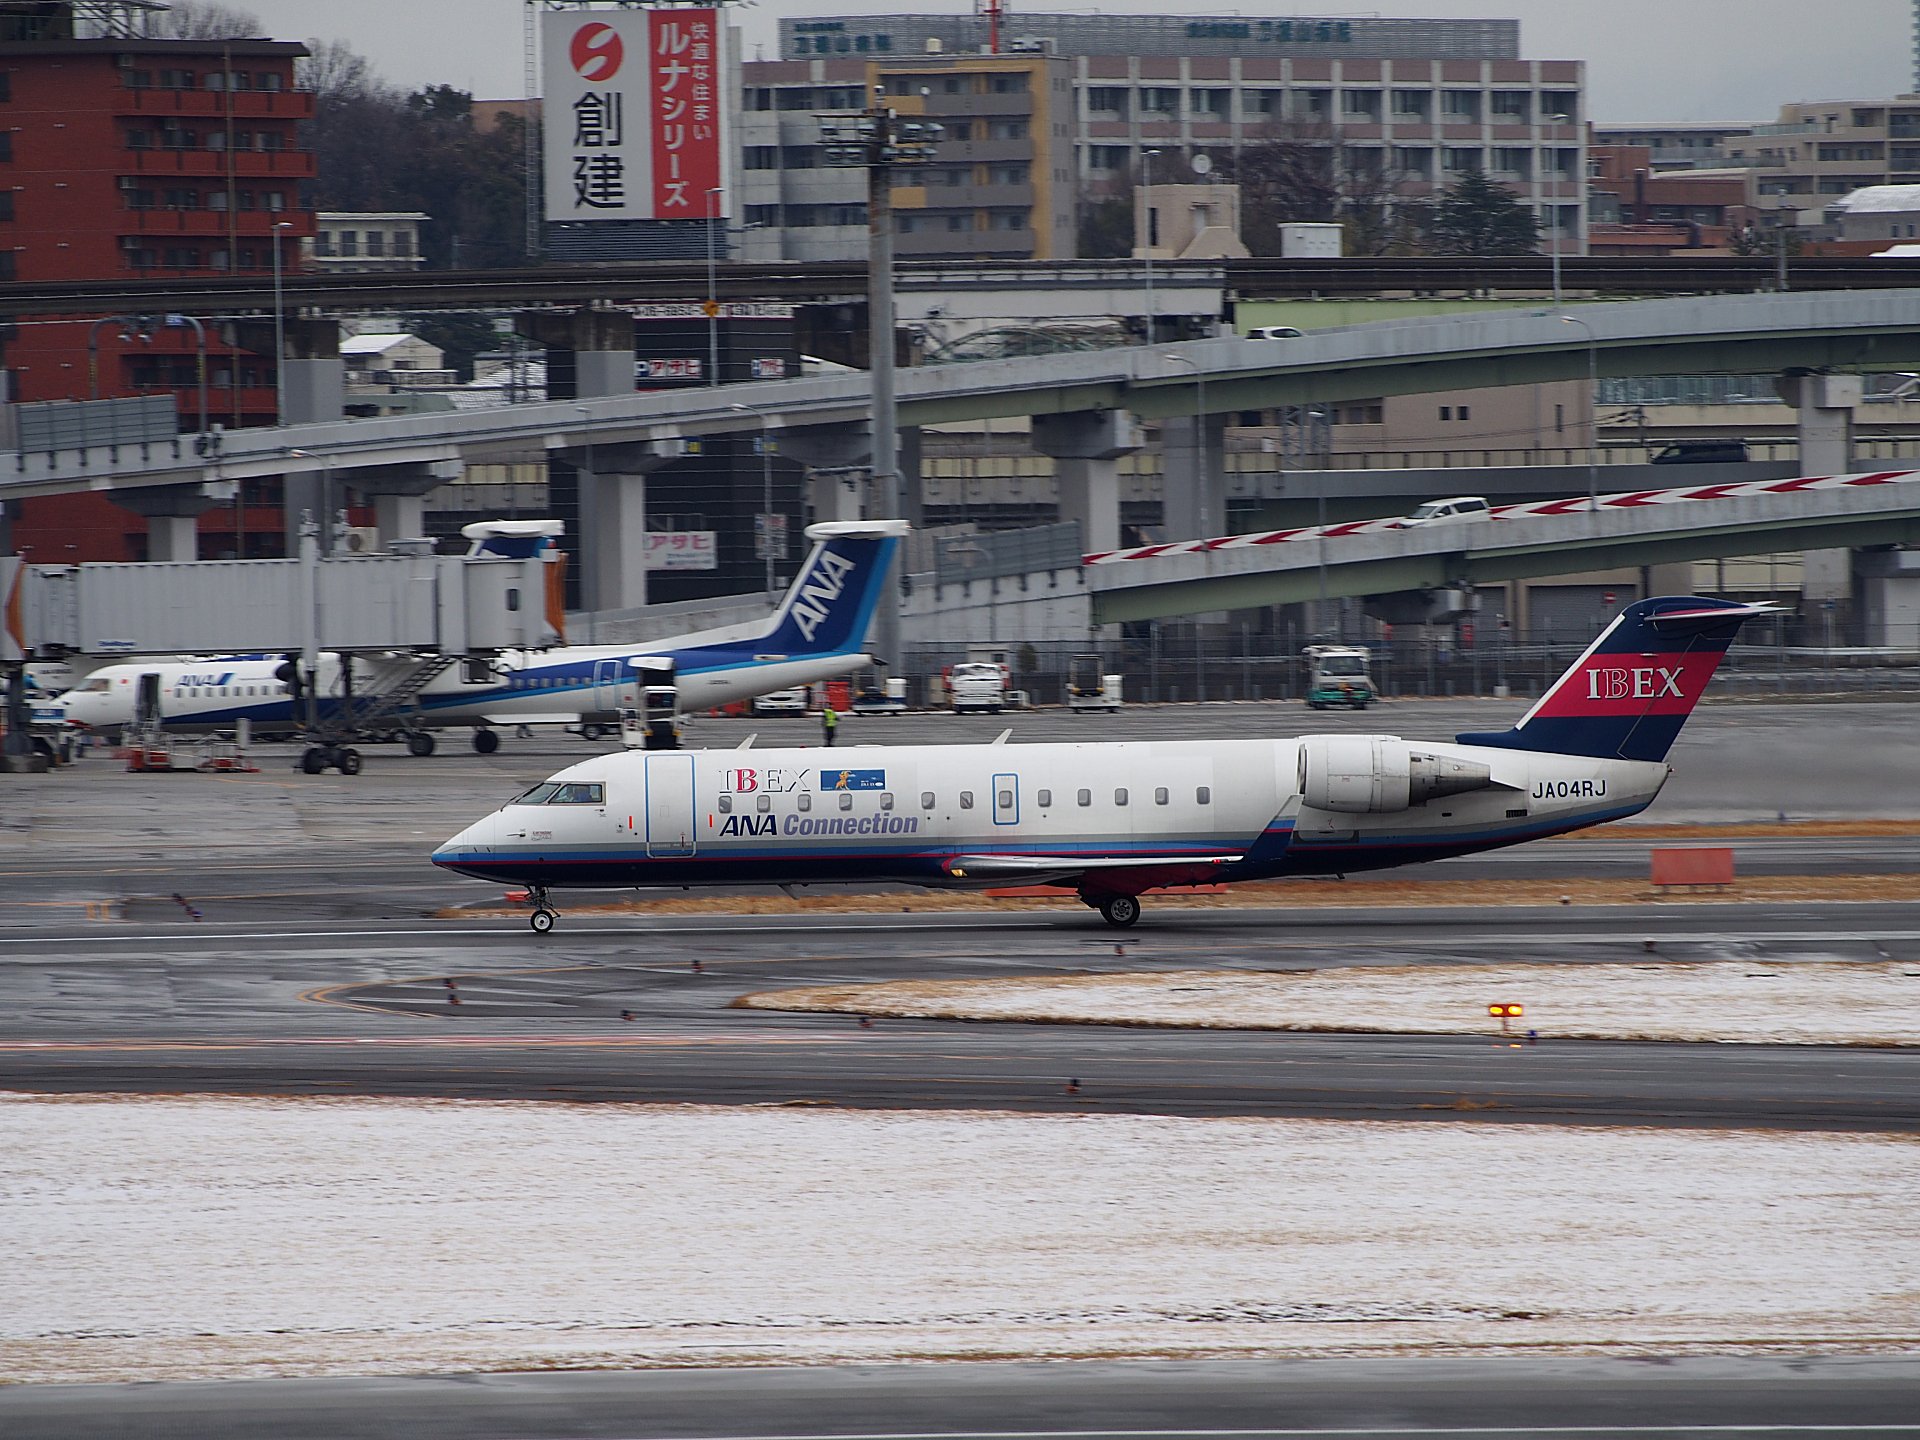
740 12 1585 262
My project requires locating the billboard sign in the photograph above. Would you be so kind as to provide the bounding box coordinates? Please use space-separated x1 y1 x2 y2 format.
543 7 728 224
644 531 718 571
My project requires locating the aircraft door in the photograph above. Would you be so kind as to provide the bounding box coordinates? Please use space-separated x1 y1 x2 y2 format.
592 659 622 716
644 752 697 857
134 672 163 725
992 771 1019 826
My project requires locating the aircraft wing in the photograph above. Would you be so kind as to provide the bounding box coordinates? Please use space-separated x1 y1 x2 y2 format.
944 852 1243 889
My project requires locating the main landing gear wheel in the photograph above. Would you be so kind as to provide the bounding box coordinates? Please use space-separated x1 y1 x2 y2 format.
336 748 363 776
473 729 499 755
300 746 328 775
530 908 557 935
1097 894 1141 929
407 731 436 757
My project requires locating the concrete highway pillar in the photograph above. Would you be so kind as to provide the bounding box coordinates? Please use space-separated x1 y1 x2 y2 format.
521 311 635 400
1777 372 1861 603
1032 409 1144 555
282 318 345 425
558 441 676 613
781 422 874 525
114 480 237 563
373 491 426 543
1158 411 1228 541
353 459 462 546
899 425 924 530
146 514 198 562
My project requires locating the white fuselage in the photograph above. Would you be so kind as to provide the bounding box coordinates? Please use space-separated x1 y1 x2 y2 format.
432 735 1669 893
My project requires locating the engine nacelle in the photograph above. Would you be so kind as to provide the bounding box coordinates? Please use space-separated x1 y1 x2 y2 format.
1298 735 1496 814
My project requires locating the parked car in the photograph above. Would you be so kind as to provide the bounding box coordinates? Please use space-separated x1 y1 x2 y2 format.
1388 495 1493 529
1651 439 1749 464
749 687 809 717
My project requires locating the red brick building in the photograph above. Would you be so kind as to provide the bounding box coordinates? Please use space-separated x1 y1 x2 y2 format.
1 12 314 560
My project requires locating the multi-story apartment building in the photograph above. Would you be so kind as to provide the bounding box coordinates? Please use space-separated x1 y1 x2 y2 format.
1725 96 1920 222
0 6 313 560
747 13 1585 263
1590 122 1752 172
740 50 1076 262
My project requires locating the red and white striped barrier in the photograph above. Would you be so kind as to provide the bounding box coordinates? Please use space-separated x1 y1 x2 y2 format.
1082 469 1920 565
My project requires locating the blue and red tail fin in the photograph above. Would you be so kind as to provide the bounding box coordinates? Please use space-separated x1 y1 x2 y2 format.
1456 596 1773 762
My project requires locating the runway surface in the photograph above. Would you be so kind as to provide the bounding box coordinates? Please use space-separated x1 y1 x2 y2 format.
4 1355 1919 1440
5 699 1919 1433
3 904 1919 1129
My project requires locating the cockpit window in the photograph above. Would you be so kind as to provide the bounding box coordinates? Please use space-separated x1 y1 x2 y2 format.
77 678 112 693
510 780 605 805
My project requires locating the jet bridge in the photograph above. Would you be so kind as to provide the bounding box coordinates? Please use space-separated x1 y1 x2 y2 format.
3 548 563 659
1 534 565 771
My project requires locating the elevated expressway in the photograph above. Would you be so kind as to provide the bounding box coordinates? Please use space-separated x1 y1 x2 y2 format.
1083 468 1920 624
9 290 1920 617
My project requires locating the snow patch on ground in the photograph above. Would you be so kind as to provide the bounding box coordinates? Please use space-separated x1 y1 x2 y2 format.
3 1094 1917 1383
735 960 1920 1046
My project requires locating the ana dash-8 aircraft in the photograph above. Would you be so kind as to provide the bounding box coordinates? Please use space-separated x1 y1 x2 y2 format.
435 595 1770 931
57 520 905 769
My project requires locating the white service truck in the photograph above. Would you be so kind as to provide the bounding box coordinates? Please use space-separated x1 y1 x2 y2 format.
948 661 1010 714
1303 644 1376 710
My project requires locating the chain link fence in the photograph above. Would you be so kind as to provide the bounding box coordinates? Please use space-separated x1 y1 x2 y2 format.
903 627 1920 708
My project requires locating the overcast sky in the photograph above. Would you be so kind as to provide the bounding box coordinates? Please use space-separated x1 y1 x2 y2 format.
235 0 1912 124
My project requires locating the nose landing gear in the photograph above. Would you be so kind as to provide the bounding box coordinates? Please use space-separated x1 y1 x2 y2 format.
526 885 558 934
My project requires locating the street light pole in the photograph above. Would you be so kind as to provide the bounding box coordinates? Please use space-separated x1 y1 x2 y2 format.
819 94 940 669
706 186 724 388
271 219 292 426
1561 313 1599 513
1547 113 1568 307
731 401 778 596
1141 148 1159 345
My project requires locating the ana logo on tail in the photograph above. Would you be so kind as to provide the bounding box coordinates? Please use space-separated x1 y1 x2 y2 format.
786 551 857 642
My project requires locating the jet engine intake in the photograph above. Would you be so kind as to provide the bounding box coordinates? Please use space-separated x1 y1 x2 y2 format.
1298 735 1495 814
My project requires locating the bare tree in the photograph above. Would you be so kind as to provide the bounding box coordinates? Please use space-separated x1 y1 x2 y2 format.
153 2 263 39
1219 121 1430 257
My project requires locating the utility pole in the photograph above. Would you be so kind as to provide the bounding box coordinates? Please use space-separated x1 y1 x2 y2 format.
821 95 942 668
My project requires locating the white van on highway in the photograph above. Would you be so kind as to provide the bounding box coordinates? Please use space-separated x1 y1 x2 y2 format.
1389 495 1493 529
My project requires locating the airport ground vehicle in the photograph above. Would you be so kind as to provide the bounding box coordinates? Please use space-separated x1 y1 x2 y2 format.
947 661 1011 714
1388 496 1493 529
55 521 905 771
851 678 909 716
1066 654 1122 713
435 597 1771 933
750 687 810 717
1303 645 1375 710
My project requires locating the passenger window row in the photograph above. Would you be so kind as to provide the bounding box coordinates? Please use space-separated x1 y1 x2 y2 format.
711 786 1215 814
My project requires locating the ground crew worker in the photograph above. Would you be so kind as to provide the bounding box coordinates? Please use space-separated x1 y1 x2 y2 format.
821 703 839 747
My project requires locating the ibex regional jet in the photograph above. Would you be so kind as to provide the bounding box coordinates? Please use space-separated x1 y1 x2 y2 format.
434 596 1770 931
